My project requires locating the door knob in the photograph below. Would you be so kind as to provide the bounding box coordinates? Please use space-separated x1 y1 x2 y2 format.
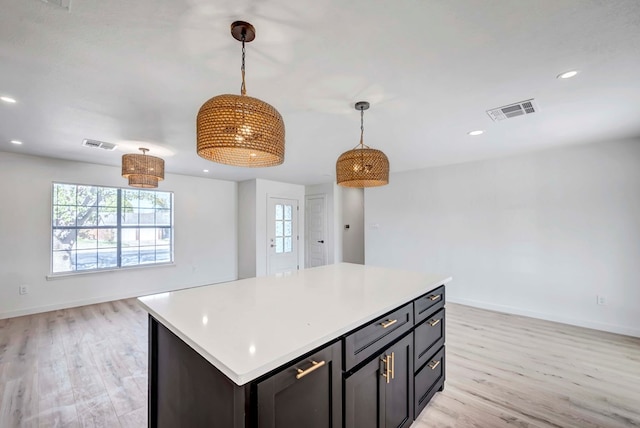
317 240 324 243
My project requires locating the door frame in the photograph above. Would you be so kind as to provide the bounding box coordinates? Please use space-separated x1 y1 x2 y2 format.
305 193 328 269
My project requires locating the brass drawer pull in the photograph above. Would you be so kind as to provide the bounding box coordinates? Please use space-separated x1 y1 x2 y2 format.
428 294 441 301
428 360 440 370
428 319 441 327
296 360 325 379
380 319 398 329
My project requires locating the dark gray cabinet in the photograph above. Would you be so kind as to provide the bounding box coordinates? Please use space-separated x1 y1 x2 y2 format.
345 333 414 428
256 341 342 428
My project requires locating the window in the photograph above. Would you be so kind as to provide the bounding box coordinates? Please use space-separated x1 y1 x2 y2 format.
274 203 293 254
52 183 173 274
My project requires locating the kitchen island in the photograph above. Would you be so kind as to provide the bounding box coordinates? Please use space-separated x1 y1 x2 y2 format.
138 263 451 428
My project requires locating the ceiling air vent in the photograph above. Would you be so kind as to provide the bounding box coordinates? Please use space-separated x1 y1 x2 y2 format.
41 0 71 10
82 139 117 151
486 99 538 121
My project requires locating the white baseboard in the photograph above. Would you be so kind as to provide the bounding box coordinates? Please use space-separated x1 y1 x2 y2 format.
0 276 237 320
447 297 640 338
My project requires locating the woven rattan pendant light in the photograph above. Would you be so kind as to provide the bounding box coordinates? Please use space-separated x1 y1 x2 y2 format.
196 21 285 167
121 148 165 188
336 101 389 187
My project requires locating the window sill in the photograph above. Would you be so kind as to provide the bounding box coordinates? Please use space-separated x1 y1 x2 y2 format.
46 262 176 281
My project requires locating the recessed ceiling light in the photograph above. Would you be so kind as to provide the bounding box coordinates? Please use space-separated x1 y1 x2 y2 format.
10 140 23 145
467 130 484 136
203 169 209 173
1 96 17 104
557 70 579 79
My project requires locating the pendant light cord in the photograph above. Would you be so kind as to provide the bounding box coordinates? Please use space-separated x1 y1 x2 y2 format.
240 33 247 96
354 107 370 149
360 109 364 146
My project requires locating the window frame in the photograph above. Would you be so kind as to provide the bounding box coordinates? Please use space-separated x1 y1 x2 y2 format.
50 181 174 276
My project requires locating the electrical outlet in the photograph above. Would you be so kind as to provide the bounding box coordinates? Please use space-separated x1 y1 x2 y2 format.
19 285 29 295
597 295 606 305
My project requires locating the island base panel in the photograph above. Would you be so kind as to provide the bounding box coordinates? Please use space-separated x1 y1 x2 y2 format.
149 316 246 428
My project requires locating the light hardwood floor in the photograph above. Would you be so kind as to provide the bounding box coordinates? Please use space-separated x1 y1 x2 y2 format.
1 301 639 427
417 305 640 428
0 300 148 427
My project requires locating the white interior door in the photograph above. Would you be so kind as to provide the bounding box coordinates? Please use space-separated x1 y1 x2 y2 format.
267 197 299 275
306 195 327 268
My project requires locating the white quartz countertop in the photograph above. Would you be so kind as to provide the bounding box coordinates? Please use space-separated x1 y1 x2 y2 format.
137 263 451 386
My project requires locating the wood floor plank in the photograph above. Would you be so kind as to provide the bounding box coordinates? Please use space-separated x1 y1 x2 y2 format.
0 315 40 365
88 340 145 417
64 342 109 403
38 353 73 403
118 407 147 428
74 393 121 427
38 390 79 428
106 336 148 395
417 387 538 428
34 312 66 361
0 359 39 427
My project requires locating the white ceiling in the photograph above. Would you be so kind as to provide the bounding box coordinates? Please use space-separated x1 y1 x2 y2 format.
1 0 640 185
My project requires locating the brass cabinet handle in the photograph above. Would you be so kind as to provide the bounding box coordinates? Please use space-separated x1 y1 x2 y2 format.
381 355 391 383
380 319 398 329
428 294 441 301
390 352 395 380
296 360 325 379
428 319 441 327
428 360 440 370
381 352 395 383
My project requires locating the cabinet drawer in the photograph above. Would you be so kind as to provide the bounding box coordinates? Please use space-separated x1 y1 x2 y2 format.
414 309 445 372
414 346 445 419
344 303 413 371
414 285 445 325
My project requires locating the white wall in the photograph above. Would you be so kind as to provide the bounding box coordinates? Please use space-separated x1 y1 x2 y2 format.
0 152 238 318
342 187 365 264
305 182 343 266
238 180 257 279
365 139 640 337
